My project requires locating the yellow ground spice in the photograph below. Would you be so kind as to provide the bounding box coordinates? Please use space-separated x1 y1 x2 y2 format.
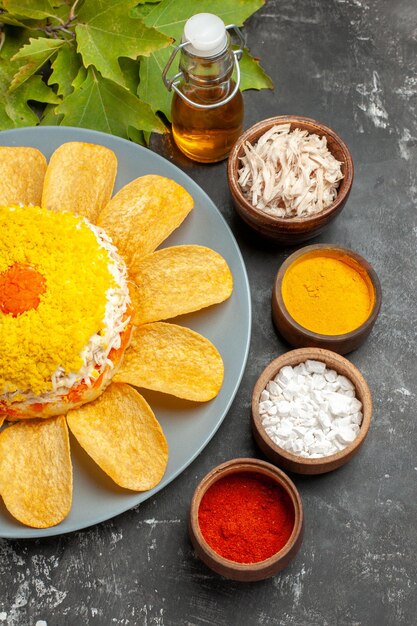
281 251 375 335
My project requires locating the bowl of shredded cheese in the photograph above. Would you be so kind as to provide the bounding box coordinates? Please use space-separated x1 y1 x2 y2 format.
227 116 354 243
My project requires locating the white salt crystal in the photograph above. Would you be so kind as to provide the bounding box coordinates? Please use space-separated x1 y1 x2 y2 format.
305 360 326 374
294 363 307 376
304 430 315 446
262 416 278 427
287 379 302 393
309 443 326 455
277 423 293 437
324 369 338 382
292 439 304 454
283 389 294 402
324 381 340 392
277 365 294 385
259 400 273 414
277 400 291 415
311 373 327 390
337 375 355 391
336 426 357 444
317 410 332 430
328 393 353 416
298 408 309 421
351 412 363 425
293 426 307 436
266 380 281 396
350 398 363 413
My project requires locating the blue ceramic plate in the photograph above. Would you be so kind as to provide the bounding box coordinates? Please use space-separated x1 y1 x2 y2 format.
0 126 251 538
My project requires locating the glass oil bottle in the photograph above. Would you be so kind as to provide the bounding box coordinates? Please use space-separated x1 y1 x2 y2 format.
162 14 245 163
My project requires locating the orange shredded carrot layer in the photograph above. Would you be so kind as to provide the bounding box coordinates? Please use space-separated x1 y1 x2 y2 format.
0 263 46 317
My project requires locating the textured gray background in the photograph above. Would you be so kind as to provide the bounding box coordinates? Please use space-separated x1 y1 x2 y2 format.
1 0 416 624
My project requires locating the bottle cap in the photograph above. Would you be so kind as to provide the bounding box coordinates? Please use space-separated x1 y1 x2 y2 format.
183 13 228 58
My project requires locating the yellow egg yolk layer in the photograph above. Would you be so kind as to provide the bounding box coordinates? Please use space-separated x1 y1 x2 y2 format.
0 205 115 395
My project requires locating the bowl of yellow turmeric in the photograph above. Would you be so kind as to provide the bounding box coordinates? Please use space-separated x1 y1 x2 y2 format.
272 244 382 355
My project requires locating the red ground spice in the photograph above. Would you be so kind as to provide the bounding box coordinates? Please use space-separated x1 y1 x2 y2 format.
198 472 295 564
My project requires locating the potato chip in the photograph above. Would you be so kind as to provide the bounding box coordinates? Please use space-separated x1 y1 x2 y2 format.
115 322 224 401
0 416 72 528
130 245 233 324
97 175 193 272
128 281 142 322
0 147 46 206
42 142 117 222
67 383 168 491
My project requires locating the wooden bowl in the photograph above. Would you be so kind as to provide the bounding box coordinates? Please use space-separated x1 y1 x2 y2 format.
272 244 382 355
189 458 304 581
251 348 372 475
227 115 354 243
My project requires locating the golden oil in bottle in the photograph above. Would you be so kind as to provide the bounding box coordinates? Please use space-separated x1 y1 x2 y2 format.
165 14 244 163
172 81 243 163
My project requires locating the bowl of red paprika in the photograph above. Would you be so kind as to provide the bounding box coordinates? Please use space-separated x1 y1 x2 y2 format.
189 458 304 581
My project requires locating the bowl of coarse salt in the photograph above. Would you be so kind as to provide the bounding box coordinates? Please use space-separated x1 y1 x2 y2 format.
227 116 354 243
251 348 372 474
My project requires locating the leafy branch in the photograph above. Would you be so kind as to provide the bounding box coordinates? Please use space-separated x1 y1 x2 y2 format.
0 0 273 143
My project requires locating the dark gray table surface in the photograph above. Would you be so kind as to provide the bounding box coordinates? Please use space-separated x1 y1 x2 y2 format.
1 1 416 624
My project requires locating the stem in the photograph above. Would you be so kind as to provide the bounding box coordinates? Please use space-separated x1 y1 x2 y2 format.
38 0 80 39
69 0 81 22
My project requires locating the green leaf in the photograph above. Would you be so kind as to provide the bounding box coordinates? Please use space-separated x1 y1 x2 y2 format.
118 56 140 96
48 42 82 97
0 27 60 128
0 60 15 128
0 23 32 58
0 13 36 27
2 0 55 19
75 0 172 88
56 67 166 138
12 36 65 61
10 37 65 91
238 48 273 91
5 74 60 127
71 65 87 89
19 73 61 105
139 47 172 119
127 126 146 145
40 103 64 125
0 27 31 127
136 0 265 40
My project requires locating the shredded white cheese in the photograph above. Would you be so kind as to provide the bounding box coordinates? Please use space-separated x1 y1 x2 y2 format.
238 124 344 218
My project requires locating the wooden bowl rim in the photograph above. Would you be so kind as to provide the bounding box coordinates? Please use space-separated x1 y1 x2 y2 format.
227 115 354 226
273 243 382 345
251 348 373 469
189 457 303 574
